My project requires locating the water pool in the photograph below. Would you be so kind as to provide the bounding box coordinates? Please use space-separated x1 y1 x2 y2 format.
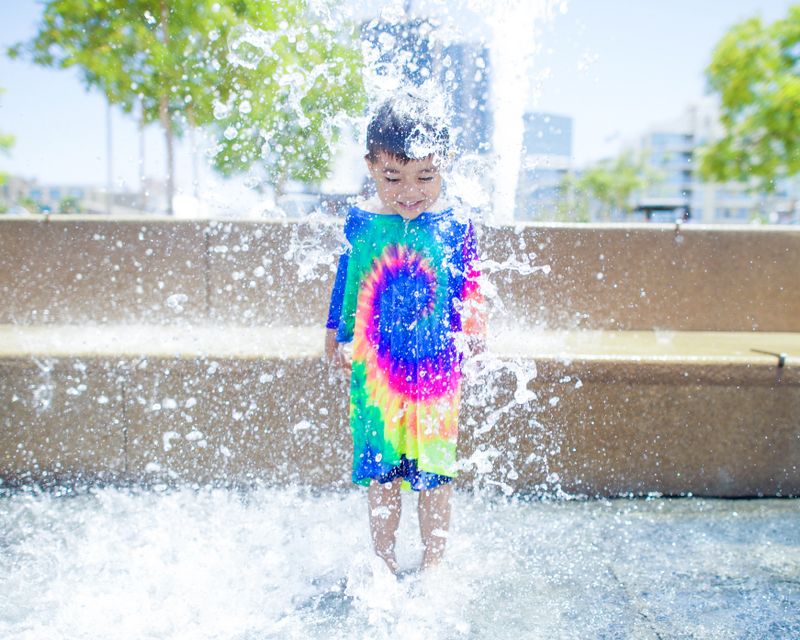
1 486 798 639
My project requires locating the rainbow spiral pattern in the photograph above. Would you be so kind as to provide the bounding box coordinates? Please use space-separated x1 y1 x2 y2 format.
331 206 484 486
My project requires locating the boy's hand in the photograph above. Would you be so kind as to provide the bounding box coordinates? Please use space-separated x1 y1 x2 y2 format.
467 335 487 357
325 329 352 373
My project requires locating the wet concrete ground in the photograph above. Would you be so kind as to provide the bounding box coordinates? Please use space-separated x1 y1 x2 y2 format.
475 496 800 639
0 487 797 639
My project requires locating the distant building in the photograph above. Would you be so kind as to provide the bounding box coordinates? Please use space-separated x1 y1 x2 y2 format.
361 18 437 87
515 112 573 220
634 100 798 223
0 174 163 215
1 175 88 213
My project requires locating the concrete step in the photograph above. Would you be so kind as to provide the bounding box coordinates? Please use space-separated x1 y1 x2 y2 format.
2 323 798 363
1 325 798 496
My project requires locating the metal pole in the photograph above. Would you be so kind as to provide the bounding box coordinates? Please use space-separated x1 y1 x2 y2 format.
140 103 146 211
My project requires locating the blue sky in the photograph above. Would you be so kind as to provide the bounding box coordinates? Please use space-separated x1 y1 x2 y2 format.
0 0 796 191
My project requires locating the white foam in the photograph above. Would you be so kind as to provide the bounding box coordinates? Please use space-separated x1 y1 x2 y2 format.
0 487 796 638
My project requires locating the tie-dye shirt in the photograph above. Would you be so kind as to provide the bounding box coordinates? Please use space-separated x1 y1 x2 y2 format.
327 205 484 486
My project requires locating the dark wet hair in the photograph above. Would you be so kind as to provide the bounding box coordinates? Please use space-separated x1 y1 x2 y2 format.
366 95 450 164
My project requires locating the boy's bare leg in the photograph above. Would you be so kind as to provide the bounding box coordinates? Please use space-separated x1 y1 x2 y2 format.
368 478 402 574
418 483 452 571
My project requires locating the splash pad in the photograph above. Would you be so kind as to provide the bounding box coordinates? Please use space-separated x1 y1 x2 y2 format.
2 1 800 635
1 485 798 638
1 216 799 638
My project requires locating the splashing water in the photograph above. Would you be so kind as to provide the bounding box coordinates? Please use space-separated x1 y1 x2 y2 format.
9 2 798 638
486 0 557 223
1 486 797 639
227 23 276 70
285 211 350 282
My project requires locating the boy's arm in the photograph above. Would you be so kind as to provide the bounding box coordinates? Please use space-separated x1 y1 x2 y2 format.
325 328 351 371
326 252 349 333
325 251 353 369
324 218 354 369
460 220 487 353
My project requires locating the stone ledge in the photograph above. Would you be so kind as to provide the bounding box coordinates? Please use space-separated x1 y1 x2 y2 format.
1 324 797 385
1 325 798 496
2 323 798 360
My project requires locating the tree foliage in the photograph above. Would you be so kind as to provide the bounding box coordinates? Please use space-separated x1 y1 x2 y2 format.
59 195 81 213
560 151 653 221
700 4 800 191
9 0 365 199
208 2 365 191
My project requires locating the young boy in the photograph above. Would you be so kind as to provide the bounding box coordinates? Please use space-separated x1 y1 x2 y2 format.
325 95 485 574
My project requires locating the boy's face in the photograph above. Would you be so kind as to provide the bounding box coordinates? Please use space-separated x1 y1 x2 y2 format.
366 151 442 219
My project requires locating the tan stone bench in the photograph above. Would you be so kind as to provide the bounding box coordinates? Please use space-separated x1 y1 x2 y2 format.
1 324 797 496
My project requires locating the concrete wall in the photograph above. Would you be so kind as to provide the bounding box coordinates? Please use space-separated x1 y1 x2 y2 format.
3 216 799 331
485 224 800 332
1 216 799 496
2 349 797 496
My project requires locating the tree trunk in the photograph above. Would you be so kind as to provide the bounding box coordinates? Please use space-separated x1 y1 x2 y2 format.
274 171 287 199
160 98 175 215
106 101 112 216
188 104 199 199
160 0 174 215
139 103 146 211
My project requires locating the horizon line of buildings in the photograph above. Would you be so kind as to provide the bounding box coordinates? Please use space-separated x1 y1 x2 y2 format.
5 97 797 224
2 16 798 224
518 99 799 224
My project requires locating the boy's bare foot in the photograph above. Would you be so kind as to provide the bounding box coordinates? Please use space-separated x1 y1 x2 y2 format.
396 567 419 581
378 553 400 575
369 479 402 575
420 539 447 571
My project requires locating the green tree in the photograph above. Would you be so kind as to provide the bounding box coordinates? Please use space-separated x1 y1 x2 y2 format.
10 0 364 208
700 4 800 192
17 195 39 213
551 176 590 222
207 3 365 193
562 151 653 221
59 195 81 213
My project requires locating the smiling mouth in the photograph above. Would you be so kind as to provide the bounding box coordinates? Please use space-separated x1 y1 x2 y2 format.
398 200 424 209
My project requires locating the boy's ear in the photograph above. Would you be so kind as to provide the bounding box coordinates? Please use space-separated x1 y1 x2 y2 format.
364 155 378 178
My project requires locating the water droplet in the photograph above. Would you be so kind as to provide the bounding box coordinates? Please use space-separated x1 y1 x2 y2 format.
227 24 268 70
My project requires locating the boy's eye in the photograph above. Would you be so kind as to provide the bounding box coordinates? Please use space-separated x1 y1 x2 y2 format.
419 177 434 182
385 177 400 183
